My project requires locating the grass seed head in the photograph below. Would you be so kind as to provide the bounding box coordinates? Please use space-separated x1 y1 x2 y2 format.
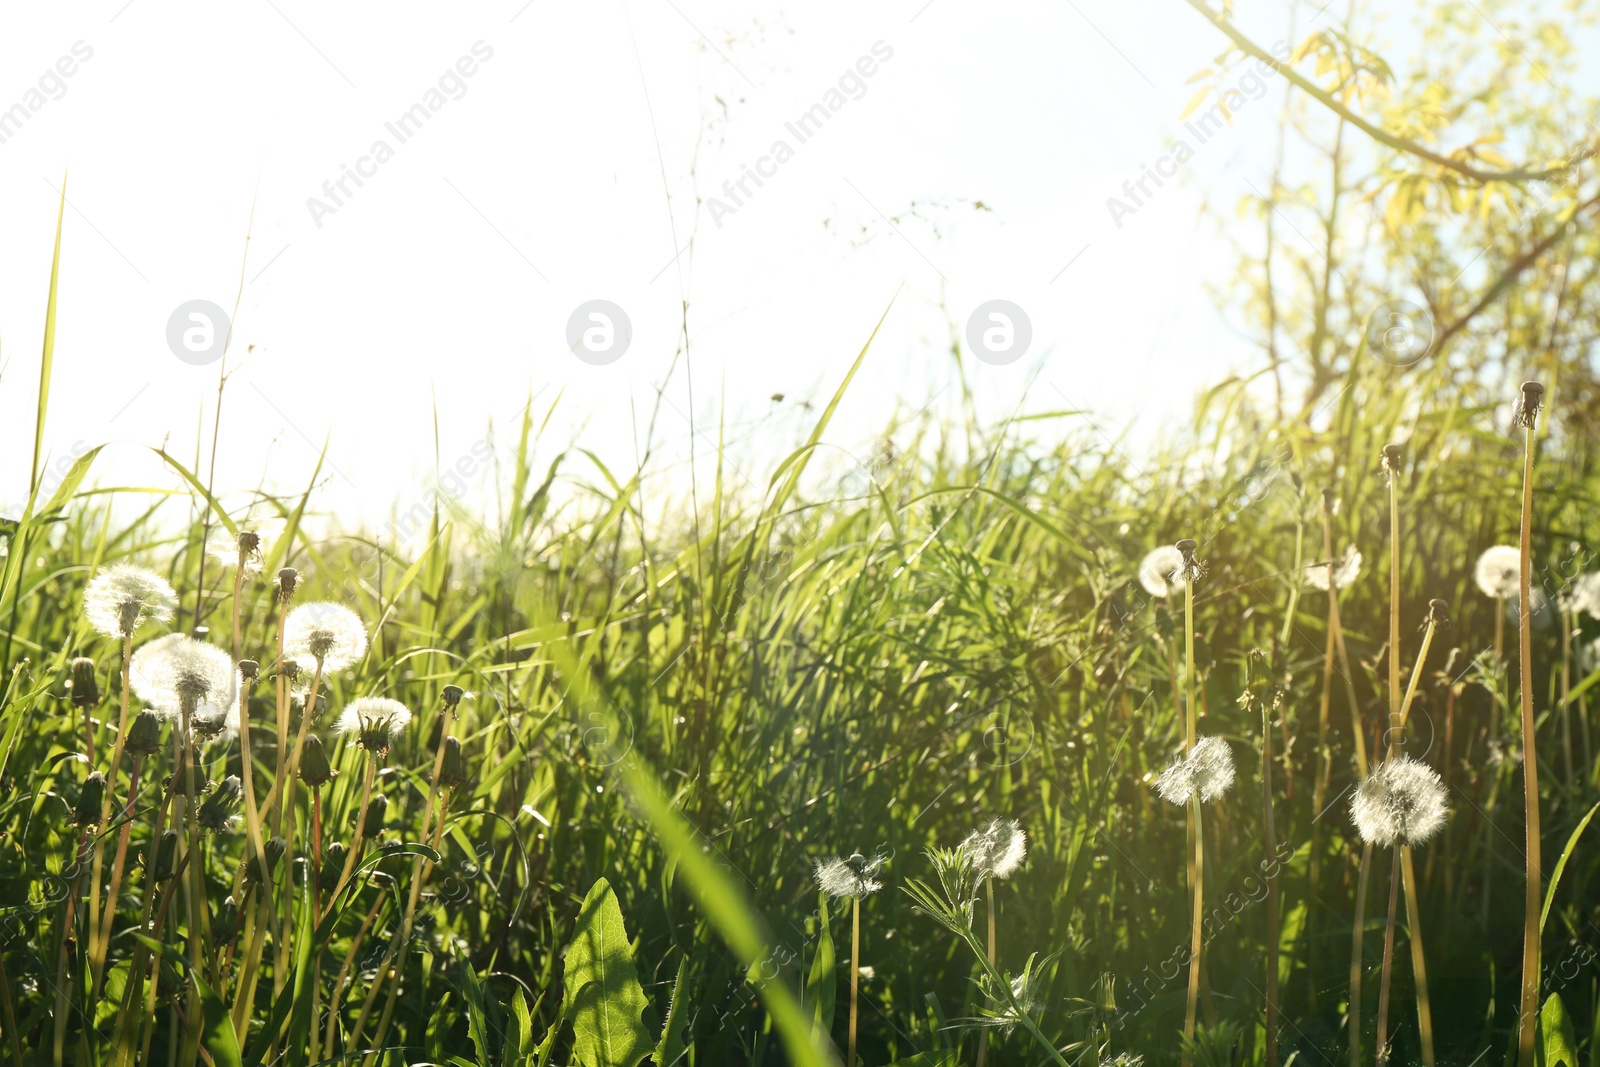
83 563 178 639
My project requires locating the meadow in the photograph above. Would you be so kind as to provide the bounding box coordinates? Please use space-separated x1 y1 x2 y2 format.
6 3 1600 1064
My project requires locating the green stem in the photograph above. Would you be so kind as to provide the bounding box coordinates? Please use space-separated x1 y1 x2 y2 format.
1349 840 1372 1067
1516 420 1542 1066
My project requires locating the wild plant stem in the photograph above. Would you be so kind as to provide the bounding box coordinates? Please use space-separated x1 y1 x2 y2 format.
85 631 135 998
1515 418 1542 1065
1262 696 1279 1067
1349 839 1372 1067
324 891 387 1056
1184 798 1205 1064
849 895 860 1067
1401 846 1435 1062
976 878 995 1067
91 760 142 1003
328 755 376 910
0 945 23 1067
1181 570 1200 1065
1375 847 1400 1066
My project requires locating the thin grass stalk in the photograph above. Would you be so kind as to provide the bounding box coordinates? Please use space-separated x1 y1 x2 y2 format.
1349 839 1372 1067
1515 390 1543 1065
1262 693 1279 1067
1375 847 1401 1066
90 759 142 1001
0 946 23 1067
50 829 91 1067
1181 558 1200 1065
1184 797 1205 1061
976 877 996 1067
179 706 208 1067
109 782 176 1067
324 891 388 1056
327 753 376 909
1400 846 1434 1061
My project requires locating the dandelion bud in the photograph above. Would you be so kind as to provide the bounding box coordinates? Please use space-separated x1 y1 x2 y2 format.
68 658 99 708
298 734 336 788
321 842 348 886
1427 598 1450 628
238 659 259 681
124 710 163 759
73 772 105 827
245 836 286 884
1514 380 1545 428
153 830 179 881
277 567 298 601
197 775 242 833
437 736 470 791
1381 443 1402 470
213 895 239 944
441 684 465 708
361 794 389 837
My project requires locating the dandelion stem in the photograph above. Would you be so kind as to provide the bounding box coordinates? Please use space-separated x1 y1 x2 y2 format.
1181 563 1201 1065
1183 797 1205 1066
1515 410 1542 1066
86 631 135 999
1262 694 1279 1067
1375 847 1400 1066
849 895 861 1067
976 877 996 1067
328 754 377 908
1401 846 1435 1062
1349 840 1372 1067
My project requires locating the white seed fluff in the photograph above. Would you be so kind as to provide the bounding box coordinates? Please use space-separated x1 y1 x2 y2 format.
130 634 236 722
813 854 883 899
83 563 178 639
335 696 414 749
1306 545 1362 592
960 818 1027 879
1560 572 1600 619
1155 736 1236 805
283 602 368 672
1474 545 1522 600
1350 757 1449 847
1137 546 1185 598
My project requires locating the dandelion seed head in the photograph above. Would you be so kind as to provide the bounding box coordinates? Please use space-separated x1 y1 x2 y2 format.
813 852 884 898
1306 544 1362 592
1350 757 1449 847
335 696 413 756
130 634 236 722
283 602 367 671
960 817 1027 879
1474 545 1521 600
205 515 284 574
1559 572 1600 619
1137 546 1184 598
83 563 178 639
1154 736 1235 805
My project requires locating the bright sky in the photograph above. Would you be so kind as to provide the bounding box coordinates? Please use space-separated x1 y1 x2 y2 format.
0 0 1336 540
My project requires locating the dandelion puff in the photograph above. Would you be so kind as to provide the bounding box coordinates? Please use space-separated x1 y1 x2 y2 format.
83 563 178 639
959 818 1027 879
130 634 236 722
1350 757 1449 848
813 853 884 899
1559 572 1600 619
206 514 284 575
1137 546 1184 598
283 602 368 671
1306 544 1362 592
1154 736 1235 805
1474 545 1521 600
1505 585 1553 631
335 696 413 757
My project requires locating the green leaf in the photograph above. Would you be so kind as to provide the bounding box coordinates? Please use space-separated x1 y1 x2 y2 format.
1541 799 1600 933
654 956 691 1067
563 877 654 1067
806 899 836 1036
193 971 242 1067
461 961 494 1066
1538 992 1578 1066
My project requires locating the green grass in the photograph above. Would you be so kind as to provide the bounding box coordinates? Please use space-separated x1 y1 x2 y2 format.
3 318 1599 1065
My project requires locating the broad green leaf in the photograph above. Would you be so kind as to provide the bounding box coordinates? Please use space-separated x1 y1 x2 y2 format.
1539 992 1578 1066
563 877 653 1067
193 971 243 1067
461 960 493 1066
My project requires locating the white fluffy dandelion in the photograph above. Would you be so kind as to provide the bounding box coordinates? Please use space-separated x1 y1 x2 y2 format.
813 853 884 899
83 563 178 639
206 515 284 574
1154 736 1236 805
1560 572 1600 619
1306 544 1362 592
335 696 413 755
283 602 368 671
1137 546 1184 598
130 634 236 723
960 818 1027 879
1474 545 1522 600
1350 757 1449 847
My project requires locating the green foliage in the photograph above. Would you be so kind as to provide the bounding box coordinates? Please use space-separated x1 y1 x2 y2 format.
563 878 653 1067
